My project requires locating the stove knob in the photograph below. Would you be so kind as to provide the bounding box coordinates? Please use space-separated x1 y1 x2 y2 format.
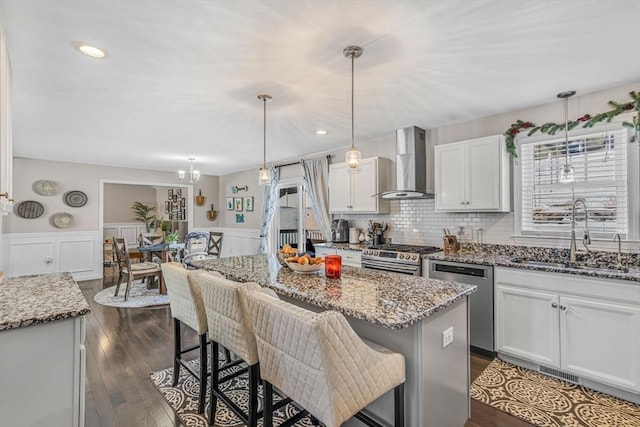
400 253 406 259
412 254 418 261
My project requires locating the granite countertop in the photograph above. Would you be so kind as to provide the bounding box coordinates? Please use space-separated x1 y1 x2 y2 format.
427 244 640 283
0 272 91 331
192 254 476 330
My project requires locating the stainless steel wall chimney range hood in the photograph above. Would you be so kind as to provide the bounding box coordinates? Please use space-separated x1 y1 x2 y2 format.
377 126 434 199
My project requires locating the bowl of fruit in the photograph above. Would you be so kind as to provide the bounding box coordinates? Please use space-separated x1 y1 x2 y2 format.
285 254 325 274
277 244 299 265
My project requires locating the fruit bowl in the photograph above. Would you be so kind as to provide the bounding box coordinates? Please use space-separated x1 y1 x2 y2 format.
277 251 298 265
285 261 324 274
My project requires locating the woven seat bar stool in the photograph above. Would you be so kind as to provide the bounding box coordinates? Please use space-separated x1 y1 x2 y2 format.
160 262 211 414
190 271 292 426
246 292 406 427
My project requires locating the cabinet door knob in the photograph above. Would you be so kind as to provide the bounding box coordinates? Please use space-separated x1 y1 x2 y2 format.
460 201 465 205
551 302 558 308
559 304 567 311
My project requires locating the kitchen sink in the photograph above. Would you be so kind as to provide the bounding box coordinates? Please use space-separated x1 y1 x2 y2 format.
509 258 630 273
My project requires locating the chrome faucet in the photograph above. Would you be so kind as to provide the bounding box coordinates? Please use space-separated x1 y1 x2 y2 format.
569 198 590 263
613 233 623 266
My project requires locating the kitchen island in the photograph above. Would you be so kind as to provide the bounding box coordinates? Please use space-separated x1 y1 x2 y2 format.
192 254 476 427
0 272 90 427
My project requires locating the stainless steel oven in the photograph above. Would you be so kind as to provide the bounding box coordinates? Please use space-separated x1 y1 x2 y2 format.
361 244 441 276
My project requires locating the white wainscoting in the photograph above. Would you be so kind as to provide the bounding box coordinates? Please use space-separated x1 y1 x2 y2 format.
104 222 148 248
3 231 103 280
193 227 260 258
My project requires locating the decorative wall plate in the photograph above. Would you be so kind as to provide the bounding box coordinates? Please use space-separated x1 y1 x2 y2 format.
33 180 58 196
64 190 88 207
15 200 44 219
52 212 74 228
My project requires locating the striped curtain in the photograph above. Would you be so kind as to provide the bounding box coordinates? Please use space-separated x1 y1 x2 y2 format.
302 156 332 242
259 166 279 253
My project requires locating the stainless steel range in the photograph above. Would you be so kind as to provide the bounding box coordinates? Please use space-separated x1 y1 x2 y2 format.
361 244 441 275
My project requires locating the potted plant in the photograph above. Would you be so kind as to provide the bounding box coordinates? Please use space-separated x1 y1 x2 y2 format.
166 231 180 243
131 201 156 233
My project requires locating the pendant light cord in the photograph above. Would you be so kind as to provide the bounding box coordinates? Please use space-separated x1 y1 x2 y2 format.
564 96 569 164
350 52 355 151
263 96 267 169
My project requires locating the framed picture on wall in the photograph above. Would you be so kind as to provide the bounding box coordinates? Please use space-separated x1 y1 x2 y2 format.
164 201 171 214
168 189 173 199
244 196 254 211
226 197 234 210
173 195 178 202
176 188 182 197
234 197 243 211
180 197 185 208
181 209 186 220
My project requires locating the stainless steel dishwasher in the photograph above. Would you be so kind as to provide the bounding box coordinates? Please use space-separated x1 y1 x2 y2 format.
428 259 494 356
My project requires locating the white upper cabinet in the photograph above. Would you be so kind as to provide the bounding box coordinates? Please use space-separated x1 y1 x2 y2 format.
0 23 13 215
434 135 510 212
329 157 391 214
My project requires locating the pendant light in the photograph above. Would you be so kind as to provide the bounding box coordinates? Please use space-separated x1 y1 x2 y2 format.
258 94 272 186
178 157 200 183
344 46 363 173
557 90 576 184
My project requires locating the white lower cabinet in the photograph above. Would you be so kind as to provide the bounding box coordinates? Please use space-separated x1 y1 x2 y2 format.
314 247 361 267
496 267 640 396
496 285 560 367
0 316 86 427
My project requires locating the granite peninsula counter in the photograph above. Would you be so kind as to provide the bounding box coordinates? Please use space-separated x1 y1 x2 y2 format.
0 272 89 427
192 254 476 427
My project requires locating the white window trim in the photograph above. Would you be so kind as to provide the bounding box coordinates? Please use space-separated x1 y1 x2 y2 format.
513 114 639 242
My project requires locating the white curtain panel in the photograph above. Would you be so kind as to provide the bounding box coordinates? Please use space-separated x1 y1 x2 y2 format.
302 156 332 242
259 166 279 253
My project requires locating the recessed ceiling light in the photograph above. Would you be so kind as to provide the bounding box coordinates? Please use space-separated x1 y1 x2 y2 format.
315 130 328 135
74 42 107 59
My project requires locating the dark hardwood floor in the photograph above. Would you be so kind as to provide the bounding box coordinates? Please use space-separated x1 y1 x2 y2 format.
81 275 532 427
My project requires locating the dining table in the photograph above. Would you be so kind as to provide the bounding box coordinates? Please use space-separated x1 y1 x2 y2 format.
137 242 185 263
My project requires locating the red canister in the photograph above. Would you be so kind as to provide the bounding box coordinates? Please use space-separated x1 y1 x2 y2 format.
324 254 342 279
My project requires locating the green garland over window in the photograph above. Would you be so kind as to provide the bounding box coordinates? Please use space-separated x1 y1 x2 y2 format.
505 91 640 158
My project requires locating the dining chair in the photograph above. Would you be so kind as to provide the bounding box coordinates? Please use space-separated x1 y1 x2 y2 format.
112 237 162 301
181 231 210 266
139 231 165 246
207 232 223 258
246 291 406 427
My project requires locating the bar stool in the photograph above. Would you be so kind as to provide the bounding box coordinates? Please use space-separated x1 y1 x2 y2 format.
189 271 289 426
160 262 209 414
246 291 406 427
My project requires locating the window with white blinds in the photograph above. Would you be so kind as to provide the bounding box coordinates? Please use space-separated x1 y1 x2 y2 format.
520 128 628 238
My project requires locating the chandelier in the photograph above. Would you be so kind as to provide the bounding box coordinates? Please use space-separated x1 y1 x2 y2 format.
178 157 200 183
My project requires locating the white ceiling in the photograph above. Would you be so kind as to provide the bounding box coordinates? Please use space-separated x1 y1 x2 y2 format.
0 0 639 176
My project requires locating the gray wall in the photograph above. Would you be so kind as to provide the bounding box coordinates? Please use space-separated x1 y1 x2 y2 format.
218 168 263 229
104 183 156 223
6 158 219 233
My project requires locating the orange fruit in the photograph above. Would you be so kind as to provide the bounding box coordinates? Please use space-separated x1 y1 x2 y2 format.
298 257 309 265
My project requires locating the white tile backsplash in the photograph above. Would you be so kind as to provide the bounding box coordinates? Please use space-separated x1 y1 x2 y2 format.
335 199 514 247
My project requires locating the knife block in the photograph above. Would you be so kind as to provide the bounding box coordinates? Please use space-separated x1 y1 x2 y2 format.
443 235 460 255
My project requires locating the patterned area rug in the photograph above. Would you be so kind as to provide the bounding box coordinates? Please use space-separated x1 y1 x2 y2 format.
93 281 169 308
471 358 640 426
150 358 314 426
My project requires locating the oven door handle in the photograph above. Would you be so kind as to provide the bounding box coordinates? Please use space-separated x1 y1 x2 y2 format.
362 260 420 275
